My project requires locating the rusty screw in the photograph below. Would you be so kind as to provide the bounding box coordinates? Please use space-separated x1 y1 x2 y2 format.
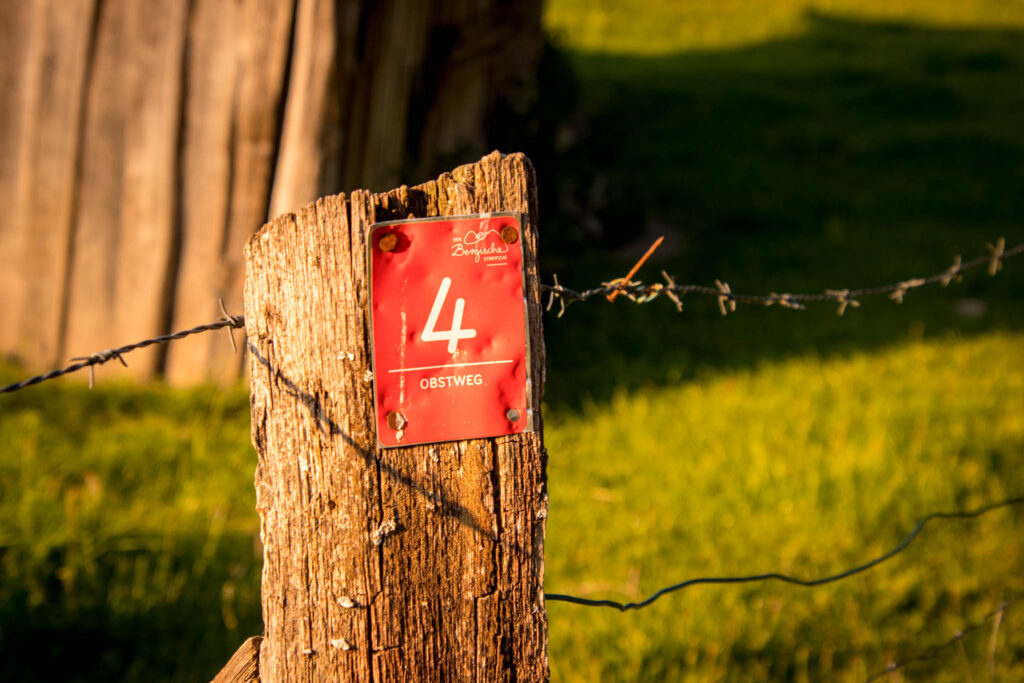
386 411 407 430
506 408 520 422
500 226 519 244
378 232 398 252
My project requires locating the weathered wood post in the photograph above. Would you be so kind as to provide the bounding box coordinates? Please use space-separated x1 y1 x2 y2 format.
242 151 548 681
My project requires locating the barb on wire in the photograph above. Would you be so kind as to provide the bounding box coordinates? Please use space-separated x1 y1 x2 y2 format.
940 255 963 287
988 237 1006 276
0 310 246 394
715 279 736 315
218 298 243 352
544 495 1024 611
541 239 1024 317
70 349 128 389
865 600 1013 682
660 271 684 312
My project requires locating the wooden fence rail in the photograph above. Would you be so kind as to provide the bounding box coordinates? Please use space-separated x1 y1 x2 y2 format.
0 0 542 385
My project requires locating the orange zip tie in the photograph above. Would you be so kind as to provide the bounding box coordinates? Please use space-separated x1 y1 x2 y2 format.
606 236 665 302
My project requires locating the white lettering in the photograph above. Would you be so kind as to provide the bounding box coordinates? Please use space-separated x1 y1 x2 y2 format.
418 374 485 390
450 242 509 263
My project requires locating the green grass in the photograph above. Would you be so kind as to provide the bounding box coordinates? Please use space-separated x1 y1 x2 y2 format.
543 0 1024 54
4 0 1024 680
0 376 261 681
545 332 1024 680
532 1 1024 679
3 332 1023 680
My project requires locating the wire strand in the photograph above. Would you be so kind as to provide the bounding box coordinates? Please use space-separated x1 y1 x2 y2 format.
543 239 1022 317
0 316 244 394
865 600 1013 682
544 495 1024 610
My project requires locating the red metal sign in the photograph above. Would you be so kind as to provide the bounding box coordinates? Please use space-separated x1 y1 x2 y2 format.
369 213 532 448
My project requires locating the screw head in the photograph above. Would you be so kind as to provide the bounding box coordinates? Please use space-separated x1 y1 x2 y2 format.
378 232 398 252
500 226 519 244
506 408 520 422
386 411 407 430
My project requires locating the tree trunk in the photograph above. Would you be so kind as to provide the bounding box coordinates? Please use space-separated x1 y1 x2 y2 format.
244 151 548 681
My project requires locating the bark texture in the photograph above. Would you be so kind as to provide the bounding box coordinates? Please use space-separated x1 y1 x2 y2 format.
0 0 543 384
245 151 548 681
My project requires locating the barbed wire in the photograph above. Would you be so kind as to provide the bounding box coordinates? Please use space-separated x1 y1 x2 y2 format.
542 238 1022 317
1 240 1020 393
0 302 244 394
865 599 1013 682
543 495 1024 610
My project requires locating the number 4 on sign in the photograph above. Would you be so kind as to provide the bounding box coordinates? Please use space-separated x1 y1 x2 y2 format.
422 277 477 353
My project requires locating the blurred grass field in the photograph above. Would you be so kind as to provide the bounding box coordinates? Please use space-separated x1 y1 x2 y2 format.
0 379 261 680
545 333 1024 680
4 0 1024 680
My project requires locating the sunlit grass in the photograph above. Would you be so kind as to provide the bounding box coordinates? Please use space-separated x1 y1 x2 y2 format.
544 0 1024 54
0 375 261 681
544 331 1024 680
2 329 1022 679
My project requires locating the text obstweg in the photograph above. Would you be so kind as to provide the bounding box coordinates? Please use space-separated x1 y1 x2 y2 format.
419 374 484 390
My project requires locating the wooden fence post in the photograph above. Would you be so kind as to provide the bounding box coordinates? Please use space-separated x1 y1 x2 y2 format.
243 151 548 681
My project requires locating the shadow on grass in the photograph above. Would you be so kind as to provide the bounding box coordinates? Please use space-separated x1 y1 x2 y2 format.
525 12 1024 411
0 532 262 682
0 376 261 682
